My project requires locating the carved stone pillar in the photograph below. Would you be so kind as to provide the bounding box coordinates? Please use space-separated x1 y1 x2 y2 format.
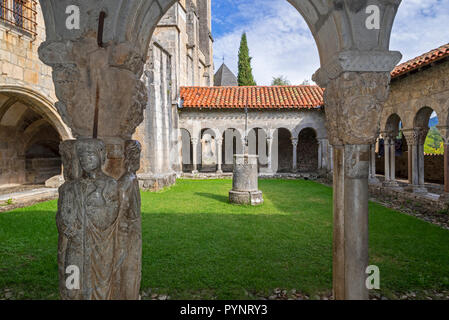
291 138 298 172
191 138 199 174
216 137 223 174
39 33 147 300
324 72 392 300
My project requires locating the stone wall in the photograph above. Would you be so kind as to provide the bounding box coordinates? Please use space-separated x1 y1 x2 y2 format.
381 59 449 131
0 2 55 100
376 152 444 184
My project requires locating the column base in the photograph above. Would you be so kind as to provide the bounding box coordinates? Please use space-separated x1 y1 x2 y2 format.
405 184 428 193
138 173 177 191
229 190 264 206
368 177 380 185
191 170 199 175
382 180 402 190
216 170 223 175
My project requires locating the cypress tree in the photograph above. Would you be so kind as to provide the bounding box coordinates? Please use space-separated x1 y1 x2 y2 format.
237 33 257 86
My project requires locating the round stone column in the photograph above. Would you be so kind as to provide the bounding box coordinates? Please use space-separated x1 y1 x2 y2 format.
229 154 263 206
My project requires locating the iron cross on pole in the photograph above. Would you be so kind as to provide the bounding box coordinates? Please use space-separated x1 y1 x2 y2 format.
244 105 248 154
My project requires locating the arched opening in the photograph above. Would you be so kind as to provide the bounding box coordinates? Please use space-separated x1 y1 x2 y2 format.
200 128 218 172
414 107 443 185
297 128 318 172
0 90 69 188
222 128 242 172
378 114 408 185
248 128 268 170
180 128 193 173
275 128 292 173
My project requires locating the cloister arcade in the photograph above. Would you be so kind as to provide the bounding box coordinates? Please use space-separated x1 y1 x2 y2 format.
178 108 329 175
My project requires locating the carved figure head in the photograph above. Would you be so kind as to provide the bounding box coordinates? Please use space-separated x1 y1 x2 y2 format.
124 140 141 173
75 139 106 174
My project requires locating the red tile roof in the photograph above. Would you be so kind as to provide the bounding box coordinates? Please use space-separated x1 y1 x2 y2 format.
180 86 324 110
391 43 449 78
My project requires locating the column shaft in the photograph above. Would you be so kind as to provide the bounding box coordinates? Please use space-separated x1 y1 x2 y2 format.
384 139 390 181
445 144 449 193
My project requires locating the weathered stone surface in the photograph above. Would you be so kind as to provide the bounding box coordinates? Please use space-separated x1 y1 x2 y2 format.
57 139 141 300
324 72 392 146
45 175 64 188
229 154 263 206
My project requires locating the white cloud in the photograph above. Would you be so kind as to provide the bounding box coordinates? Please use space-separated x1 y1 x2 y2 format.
213 0 449 86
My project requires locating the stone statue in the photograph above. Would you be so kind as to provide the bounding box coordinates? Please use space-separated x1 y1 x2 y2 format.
57 139 120 300
112 140 142 300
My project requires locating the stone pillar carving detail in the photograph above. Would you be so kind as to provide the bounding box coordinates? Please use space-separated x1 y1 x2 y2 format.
324 72 391 301
57 139 142 300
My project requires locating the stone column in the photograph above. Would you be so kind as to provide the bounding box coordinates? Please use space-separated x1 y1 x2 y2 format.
403 129 427 193
39 37 147 300
267 134 273 174
438 127 449 193
291 138 298 172
191 137 199 174
216 137 223 174
383 136 391 183
369 142 379 184
318 139 323 170
382 134 400 188
323 72 393 300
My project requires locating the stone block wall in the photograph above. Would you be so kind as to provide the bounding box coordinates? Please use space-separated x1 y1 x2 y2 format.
376 152 444 184
0 2 55 99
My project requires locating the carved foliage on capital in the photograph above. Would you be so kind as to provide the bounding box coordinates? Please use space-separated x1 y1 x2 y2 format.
39 38 147 140
403 128 428 146
324 72 391 145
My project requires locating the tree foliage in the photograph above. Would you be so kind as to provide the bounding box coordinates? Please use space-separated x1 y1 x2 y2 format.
271 76 291 86
424 127 444 155
237 33 257 86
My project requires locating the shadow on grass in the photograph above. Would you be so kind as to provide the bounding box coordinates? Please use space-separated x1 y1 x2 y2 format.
195 192 229 204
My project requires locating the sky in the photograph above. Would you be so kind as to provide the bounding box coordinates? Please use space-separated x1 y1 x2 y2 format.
212 0 449 86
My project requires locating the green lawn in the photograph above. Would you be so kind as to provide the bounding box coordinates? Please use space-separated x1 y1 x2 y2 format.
1 179 449 300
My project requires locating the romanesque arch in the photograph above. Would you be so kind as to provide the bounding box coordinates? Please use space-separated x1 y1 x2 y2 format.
37 0 403 300
0 86 71 185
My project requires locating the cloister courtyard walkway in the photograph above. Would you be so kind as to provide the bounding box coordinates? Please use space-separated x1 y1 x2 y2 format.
1 179 449 300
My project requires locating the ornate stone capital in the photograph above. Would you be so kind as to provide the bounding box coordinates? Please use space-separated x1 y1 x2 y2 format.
191 138 199 145
291 138 298 147
38 39 147 140
403 128 428 146
324 72 391 146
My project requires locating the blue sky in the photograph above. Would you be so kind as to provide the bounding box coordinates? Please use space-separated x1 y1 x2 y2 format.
211 0 449 85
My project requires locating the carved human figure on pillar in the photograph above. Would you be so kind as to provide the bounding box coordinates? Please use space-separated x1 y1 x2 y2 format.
57 139 120 300
113 140 142 300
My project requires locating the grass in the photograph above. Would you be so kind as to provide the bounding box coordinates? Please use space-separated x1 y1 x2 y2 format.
0 179 449 300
